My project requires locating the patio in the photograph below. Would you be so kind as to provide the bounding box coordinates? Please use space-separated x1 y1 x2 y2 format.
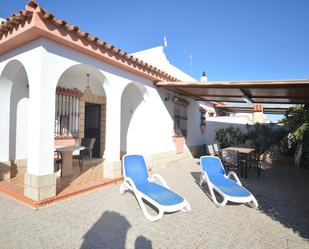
0 158 308 249
0 158 122 207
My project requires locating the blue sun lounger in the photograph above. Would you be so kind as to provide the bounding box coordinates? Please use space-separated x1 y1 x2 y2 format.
120 154 191 221
199 156 258 208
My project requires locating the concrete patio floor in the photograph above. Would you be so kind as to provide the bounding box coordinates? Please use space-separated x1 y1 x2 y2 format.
0 158 308 249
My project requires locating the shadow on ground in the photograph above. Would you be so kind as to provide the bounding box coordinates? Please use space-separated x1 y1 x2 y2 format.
243 164 309 240
192 162 309 240
191 171 240 206
80 211 152 249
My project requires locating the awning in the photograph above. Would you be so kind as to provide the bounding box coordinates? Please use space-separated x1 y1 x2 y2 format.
155 79 309 104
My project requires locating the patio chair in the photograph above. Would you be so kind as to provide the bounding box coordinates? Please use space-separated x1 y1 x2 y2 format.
221 150 239 174
80 138 96 160
120 154 191 221
247 152 262 177
73 138 96 172
213 143 220 155
199 156 258 208
207 145 216 156
54 151 63 177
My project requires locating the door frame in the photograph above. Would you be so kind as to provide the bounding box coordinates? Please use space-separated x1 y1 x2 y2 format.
79 94 106 158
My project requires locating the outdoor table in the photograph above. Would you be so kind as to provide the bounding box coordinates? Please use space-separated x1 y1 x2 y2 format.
55 145 85 176
221 147 255 154
221 147 255 178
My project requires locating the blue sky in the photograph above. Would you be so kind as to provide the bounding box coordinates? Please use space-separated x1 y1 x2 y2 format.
1 0 308 121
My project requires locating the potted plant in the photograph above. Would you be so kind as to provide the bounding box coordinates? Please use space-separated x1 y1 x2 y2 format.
173 128 186 154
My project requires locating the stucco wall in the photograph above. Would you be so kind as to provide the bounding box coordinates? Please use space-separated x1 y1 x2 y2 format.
0 38 212 174
205 116 250 145
0 60 29 162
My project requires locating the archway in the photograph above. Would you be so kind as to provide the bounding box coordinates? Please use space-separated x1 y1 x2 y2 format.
120 83 148 157
55 64 107 159
0 60 29 179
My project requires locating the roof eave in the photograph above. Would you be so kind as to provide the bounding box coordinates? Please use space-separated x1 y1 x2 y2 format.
0 3 179 82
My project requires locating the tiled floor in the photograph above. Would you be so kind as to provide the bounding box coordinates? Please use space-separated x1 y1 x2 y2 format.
0 159 122 207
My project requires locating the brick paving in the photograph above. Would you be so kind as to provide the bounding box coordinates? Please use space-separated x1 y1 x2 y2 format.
0 158 308 249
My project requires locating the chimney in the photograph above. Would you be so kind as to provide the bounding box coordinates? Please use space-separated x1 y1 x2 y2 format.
200 71 208 82
252 104 265 123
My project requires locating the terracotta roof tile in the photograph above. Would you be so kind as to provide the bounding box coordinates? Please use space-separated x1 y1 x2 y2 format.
0 0 179 82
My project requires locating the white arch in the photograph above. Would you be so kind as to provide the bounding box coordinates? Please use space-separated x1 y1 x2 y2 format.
120 82 149 155
55 63 108 96
0 60 29 164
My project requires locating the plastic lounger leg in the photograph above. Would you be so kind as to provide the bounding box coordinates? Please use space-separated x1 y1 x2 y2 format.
121 178 164 221
206 181 228 207
199 172 205 186
120 180 131 194
247 197 258 208
136 196 164 222
180 200 191 212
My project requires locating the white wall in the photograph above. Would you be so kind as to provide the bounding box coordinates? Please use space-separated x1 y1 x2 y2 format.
40 39 210 156
16 98 29 159
0 60 29 162
120 83 146 153
10 67 29 160
0 38 213 170
205 116 250 145
57 64 106 97
0 77 12 161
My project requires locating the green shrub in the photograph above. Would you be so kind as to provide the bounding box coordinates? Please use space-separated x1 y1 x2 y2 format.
215 126 247 148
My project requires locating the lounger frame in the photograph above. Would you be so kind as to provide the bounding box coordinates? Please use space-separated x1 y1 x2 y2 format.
120 154 191 221
199 156 258 208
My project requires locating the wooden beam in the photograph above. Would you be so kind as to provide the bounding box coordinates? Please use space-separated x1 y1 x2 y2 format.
240 89 254 103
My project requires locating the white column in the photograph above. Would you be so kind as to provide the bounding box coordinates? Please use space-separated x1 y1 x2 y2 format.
0 78 12 162
0 78 13 180
103 86 122 178
24 60 57 201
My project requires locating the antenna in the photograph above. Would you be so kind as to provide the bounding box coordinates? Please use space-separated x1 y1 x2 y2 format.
164 36 167 47
189 55 192 75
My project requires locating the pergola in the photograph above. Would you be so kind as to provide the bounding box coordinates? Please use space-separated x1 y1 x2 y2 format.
155 79 309 104
213 105 290 115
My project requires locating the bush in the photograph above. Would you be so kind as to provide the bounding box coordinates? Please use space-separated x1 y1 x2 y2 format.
247 123 288 158
215 126 247 148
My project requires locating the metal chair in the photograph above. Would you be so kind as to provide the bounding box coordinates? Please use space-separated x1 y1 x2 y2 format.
221 150 239 175
54 151 63 177
213 143 220 155
81 138 96 160
207 145 216 156
76 138 96 171
247 152 262 177
237 152 249 178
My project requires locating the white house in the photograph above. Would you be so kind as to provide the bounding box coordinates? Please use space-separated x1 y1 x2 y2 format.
0 1 215 201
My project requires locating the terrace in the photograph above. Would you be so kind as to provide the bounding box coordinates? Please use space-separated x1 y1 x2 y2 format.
0 158 308 248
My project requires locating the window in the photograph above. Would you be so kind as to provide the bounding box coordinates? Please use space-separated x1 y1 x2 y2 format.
173 97 189 137
55 87 82 138
200 108 207 126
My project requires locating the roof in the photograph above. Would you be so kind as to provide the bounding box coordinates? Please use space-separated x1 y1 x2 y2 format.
131 46 196 82
0 1 179 82
155 79 309 104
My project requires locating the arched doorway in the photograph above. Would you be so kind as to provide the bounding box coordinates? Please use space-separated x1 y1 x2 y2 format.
0 60 29 179
120 83 148 157
55 64 107 159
